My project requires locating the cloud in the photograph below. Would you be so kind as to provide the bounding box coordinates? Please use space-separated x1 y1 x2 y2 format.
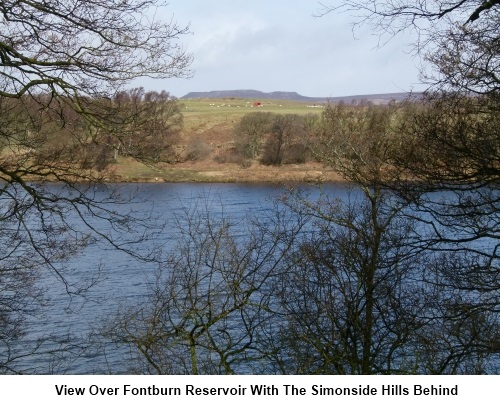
137 1 426 97
191 19 276 68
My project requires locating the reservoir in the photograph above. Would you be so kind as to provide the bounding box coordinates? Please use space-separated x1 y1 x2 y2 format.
6 182 498 374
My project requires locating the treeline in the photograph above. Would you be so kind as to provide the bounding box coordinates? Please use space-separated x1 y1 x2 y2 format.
8 88 488 177
0 88 182 178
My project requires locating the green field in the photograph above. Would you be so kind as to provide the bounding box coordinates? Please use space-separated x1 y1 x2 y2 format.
182 97 323 120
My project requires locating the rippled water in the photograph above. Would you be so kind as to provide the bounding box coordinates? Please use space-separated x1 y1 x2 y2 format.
18 182 353 374
11 182 499 374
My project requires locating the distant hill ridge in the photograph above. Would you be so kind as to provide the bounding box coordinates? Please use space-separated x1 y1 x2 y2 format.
180 89 418 104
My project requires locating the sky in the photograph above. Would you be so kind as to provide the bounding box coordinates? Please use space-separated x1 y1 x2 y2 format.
136 1 427 98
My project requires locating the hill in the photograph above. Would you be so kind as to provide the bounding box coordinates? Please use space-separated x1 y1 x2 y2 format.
180 89 418 105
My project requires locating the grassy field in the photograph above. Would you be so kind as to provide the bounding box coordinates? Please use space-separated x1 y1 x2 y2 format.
109 98 334 183
182 97 324 143
182 97 324 118
181 98 323 137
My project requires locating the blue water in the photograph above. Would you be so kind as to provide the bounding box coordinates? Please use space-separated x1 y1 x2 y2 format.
14 182 354 374
8 182 498 374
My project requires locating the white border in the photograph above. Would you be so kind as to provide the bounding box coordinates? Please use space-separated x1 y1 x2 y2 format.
1 375 498 404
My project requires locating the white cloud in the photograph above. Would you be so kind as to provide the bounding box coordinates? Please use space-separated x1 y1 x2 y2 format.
136 1 426 97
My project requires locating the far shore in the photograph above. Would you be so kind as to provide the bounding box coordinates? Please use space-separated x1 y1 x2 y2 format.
105 160 345 184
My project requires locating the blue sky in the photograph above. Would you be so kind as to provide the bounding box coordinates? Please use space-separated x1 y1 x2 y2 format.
137 1 426 98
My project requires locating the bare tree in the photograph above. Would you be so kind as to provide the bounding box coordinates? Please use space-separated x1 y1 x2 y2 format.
0 0 192 373
271 184 500 374
273 100 500 374
319 1 499 41
110 88 183 162
318 3 500 373
0 1 192 99
274 188 428 374
318 1 499 266
234 112 273 159
0 0 192 175
313 102 404 187
425 16 500 94
319 2 499 93
261 114 305 165
103 199 306 374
